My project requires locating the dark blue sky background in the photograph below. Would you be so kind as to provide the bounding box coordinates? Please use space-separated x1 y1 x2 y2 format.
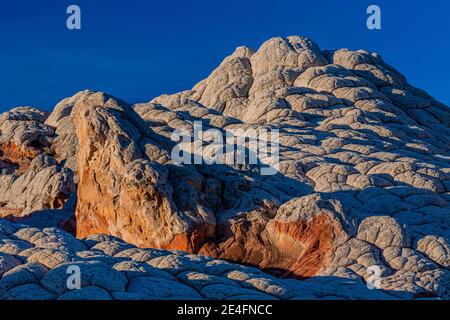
0 0 449 112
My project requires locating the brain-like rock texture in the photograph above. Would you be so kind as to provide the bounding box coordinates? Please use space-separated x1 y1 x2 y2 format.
1 36 450 299
0 219 442 300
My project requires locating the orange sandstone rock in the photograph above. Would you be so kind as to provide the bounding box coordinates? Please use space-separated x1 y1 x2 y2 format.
200 194 354 278
73 91 216 251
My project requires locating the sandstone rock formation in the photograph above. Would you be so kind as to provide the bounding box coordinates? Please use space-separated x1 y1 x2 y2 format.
1 35 450 299
0 108 76 226
0 219 404 300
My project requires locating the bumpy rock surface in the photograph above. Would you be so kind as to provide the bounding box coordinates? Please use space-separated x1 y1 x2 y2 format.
0 219 431 300
1 35 450 299
0 107 76 228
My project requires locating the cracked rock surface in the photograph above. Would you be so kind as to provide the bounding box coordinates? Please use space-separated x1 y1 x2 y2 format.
1 35 450 299
0 219 429 300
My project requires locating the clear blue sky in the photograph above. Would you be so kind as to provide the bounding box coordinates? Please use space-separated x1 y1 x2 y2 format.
0 0 449 112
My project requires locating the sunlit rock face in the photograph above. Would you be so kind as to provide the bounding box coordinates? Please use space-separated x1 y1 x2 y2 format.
1 36 450 299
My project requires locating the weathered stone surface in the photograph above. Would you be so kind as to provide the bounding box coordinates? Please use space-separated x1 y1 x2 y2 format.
57 286 112 300
0 252 22 276
1 35 450 299
0 107 76 230
0 107 52 174
0 221 446 300
357 216 409 249
0 283 56 300
200 194 355 278
72 91 215 251
41 261 128 295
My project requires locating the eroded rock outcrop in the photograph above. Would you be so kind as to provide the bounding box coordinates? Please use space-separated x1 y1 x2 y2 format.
1 35 450 299
199 194 355 278
0 108 76 224
72 92 215 251
1 219 408 300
